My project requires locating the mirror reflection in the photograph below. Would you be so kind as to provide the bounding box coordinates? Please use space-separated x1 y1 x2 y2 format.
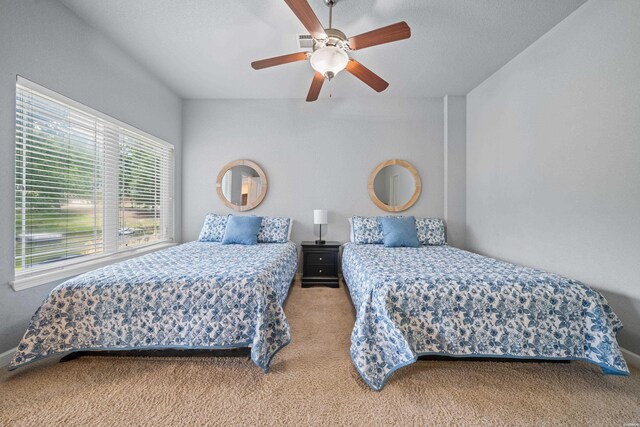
373 165 416 207
368 159 421 212
221 166 263 207
216 160 267 211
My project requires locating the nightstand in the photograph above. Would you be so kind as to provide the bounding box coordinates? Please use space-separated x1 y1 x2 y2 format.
301 241 341 288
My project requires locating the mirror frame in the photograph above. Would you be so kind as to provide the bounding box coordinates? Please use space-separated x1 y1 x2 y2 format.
216 159 268 211
368 159 422 212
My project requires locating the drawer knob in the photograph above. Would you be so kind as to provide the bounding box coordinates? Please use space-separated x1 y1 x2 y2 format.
319 269 322 273
319 257 323 260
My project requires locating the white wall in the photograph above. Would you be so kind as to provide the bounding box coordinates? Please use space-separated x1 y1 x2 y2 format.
444 95 467 248
466 0 640 353
182 97 444 244
0 0 182 353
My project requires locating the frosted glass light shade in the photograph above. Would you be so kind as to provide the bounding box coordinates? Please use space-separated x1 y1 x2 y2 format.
314 209 328 225
310 47 348 79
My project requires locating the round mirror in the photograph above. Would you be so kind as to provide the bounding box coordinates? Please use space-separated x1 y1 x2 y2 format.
216 159 267 211
368 159 421 212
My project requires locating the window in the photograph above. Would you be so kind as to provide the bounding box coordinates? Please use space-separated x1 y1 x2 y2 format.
14 78 174 286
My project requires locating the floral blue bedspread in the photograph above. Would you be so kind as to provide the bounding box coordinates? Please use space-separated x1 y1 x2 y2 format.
10 241 298 372
342 243 628 390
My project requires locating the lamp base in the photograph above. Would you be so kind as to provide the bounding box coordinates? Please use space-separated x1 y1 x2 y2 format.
315 240 326 245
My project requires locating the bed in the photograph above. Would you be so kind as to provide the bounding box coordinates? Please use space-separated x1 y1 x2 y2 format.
342 243 629 390
10 241 298 372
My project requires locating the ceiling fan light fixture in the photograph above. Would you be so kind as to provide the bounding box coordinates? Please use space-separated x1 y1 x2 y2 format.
310 46 349 80
251 0 411 101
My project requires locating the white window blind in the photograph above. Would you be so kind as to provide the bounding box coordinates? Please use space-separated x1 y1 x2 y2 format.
15 78 174 280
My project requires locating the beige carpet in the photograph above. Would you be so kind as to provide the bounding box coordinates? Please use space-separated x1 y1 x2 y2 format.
1 281 639 426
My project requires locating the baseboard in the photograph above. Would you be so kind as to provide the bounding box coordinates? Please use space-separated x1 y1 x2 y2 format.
621 347 640 370
0 347 16 368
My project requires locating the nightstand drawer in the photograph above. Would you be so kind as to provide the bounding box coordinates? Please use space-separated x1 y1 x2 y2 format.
304 252 337 266
304 264 337 277
301 241 342 288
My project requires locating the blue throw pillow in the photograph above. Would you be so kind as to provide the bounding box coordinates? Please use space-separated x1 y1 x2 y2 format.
221 215 263 245
379 216 420 248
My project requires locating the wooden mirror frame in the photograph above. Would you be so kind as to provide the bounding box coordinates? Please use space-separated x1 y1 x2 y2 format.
216 159 268 211
368 159 421 212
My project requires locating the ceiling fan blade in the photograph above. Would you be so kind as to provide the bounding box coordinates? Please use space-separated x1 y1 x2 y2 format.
346 60 389 92
348 21 411 51
284 0 327 39
306 72 324 102
251 52 308 70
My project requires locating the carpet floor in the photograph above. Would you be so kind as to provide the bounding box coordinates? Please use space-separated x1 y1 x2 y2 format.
1 280 639 426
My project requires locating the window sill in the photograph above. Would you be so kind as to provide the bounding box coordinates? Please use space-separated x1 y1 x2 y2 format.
11 242 177 292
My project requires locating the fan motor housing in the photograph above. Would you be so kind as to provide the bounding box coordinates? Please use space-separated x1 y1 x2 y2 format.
313 28 349 51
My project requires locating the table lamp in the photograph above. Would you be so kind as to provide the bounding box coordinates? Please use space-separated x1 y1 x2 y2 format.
314 209 328 244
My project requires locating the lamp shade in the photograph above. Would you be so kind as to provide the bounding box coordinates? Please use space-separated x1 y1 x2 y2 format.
310 46 348 80
313 209 328 225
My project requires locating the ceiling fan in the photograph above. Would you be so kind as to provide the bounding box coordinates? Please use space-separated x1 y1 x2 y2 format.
251 0 411 102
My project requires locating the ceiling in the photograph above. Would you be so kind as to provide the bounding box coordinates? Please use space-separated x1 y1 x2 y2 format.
59 0 586 99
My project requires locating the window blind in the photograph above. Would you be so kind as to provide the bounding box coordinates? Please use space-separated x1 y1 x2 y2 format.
15 78 174 278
